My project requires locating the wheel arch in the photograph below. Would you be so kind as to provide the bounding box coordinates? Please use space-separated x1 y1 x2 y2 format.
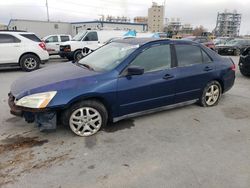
213 79 224 93
18 52 41 65
65 95 113 121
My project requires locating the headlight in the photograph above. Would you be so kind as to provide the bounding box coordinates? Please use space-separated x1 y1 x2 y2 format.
15 91 57 109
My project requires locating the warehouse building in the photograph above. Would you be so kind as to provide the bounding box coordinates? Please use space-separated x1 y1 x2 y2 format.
7 19 147 38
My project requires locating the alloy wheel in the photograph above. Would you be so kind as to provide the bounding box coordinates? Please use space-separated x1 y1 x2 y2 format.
69 107 102 136
205 84 220 106
24 58 37 70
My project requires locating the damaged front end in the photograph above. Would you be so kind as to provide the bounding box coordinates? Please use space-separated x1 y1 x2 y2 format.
8 93 58 131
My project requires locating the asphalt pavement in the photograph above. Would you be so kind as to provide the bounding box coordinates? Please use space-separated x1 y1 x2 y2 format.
0 56 249 188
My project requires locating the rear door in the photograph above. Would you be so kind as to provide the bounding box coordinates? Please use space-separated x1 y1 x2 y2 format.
117 43 177 116
174 44 216 103
0 34 21 64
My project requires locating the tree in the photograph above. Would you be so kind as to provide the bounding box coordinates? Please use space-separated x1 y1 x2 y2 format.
193 25 207 36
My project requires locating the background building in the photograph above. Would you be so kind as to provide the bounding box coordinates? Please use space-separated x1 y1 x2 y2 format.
148 2 164 32
134 17 148 24
8 19 71 38
8 19 147 38
0 23 7 30
71 21 147 36
214 10 241 37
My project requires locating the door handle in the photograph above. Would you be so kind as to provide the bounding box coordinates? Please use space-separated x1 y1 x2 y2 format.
14 45 20 47
163 74 174 80
204 66 213 71
55 44 60 45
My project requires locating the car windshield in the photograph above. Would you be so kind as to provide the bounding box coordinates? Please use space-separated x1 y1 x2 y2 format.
72 31 87 41
78 42 139 72
226 40 242 45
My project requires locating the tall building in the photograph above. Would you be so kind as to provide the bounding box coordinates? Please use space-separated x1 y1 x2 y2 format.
148 2 164 32
214 10 241 37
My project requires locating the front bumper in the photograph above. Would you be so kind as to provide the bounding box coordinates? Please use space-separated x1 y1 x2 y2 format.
216 47 235 55
8 93 57 130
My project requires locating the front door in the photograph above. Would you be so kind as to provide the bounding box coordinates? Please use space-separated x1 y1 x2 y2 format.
117 44 177 117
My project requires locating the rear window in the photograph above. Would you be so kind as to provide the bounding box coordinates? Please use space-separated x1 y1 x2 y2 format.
20 34 41 42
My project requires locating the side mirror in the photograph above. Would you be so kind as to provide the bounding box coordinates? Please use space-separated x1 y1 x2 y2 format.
45 40 49 43
127 66 144 76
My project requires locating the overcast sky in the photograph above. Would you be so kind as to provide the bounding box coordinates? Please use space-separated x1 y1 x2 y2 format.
0 0 249 34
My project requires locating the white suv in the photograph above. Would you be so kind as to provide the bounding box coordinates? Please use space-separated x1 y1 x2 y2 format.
0 31 49 71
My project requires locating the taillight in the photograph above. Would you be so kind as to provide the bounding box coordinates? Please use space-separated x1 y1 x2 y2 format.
230 64 236 71
39 42 46 50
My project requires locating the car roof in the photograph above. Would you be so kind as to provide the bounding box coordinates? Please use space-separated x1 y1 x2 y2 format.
0 30 35 35
114 37 195 46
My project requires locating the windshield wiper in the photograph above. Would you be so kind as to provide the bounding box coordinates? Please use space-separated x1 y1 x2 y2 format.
78 63 95 71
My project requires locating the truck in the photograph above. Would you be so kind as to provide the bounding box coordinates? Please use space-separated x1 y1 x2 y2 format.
42 34 72 57
59 30 128 62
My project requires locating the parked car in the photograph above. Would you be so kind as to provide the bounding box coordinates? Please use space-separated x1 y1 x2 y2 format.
59 30 127 62
0 30 49 71
239 47 250 77
42 34 72 57
216 39 250 56
213 37 233 46
182 36 216 50
9 38 235 136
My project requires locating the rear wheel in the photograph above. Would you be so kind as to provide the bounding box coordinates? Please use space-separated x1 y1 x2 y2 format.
199 81 222 107
234 49 241 56
63 100 108 137
20 54 40 72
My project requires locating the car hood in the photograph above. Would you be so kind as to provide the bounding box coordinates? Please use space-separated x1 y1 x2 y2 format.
11 62 99 99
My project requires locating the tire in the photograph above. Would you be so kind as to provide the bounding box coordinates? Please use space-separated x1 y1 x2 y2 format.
199 81 222 107
239 67 250 77
62 100 108 137
20 54 40 72
73 50 84 62
234 49 241 56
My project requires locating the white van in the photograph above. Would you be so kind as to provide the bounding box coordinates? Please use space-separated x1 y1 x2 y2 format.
59 30 126 61
42 34 72 56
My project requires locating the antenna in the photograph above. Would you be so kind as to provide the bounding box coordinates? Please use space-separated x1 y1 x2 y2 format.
46 0 50 22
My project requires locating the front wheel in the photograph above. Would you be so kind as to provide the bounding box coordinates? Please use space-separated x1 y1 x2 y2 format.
199 81 222 107
63 100 108 137
234 49 241 56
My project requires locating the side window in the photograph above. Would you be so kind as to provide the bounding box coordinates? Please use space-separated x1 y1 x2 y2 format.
130 45 171 72
60 36 70 42
20 34 41 42
175 45 203 67
46 36 58 43
201 50 212 63
84 32 98 41
0 34 20 43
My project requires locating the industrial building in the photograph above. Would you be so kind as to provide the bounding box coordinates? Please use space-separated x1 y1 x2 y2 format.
148 2 164 32
214 10 241 37
7 19 147 38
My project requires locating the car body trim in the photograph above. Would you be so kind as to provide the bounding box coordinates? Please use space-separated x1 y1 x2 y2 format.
113 99 198 122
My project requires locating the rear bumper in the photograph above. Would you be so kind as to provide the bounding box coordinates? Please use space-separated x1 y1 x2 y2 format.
59 51 74 59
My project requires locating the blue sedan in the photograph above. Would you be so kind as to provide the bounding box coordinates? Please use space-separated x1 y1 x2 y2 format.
8 38 235 136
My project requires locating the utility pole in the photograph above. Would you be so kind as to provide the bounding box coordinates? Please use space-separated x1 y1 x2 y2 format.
46 0 50 22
